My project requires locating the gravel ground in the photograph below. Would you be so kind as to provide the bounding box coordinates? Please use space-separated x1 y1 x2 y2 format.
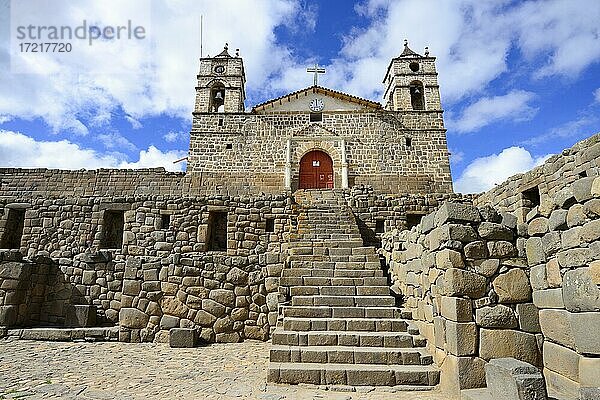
0 339 455 400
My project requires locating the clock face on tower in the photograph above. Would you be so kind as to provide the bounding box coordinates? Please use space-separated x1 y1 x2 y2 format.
309 98 324 112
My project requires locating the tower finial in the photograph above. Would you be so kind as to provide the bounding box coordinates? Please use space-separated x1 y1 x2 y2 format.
424 46 429 57
235 48 240 57
404 39 408 47
224 42 229 51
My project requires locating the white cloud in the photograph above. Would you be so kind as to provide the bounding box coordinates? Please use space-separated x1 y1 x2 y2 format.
163 130 189 143
454 146 551 193
522 113 599 146
595 88 600 103
119 146 186 172
448 90 538 133
0 130 185 171
449 148 464 165
96 132 137 152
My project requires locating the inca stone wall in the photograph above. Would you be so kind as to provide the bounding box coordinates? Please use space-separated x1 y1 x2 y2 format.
0 191 292 343
381 135 600 399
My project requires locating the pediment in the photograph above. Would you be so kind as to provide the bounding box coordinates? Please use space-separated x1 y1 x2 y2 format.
252 86 382 113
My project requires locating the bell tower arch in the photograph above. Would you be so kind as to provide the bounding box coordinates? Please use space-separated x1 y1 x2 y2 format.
194 43 246 113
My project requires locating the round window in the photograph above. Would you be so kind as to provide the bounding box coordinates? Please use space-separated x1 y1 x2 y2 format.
409 62 419 72
214 65 225 74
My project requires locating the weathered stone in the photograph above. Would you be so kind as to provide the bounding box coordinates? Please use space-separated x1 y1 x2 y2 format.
566 204 587 227
548 209 568 231
478 206 502 223
572 176 596 202
440 354 486 393
557 248 590 268
590 260 600 285
475 258 500 277
201 299 226 317
445 321 477 356
581 219 600 243
442 269 487 299
194 310 217 326
527 218 549 237
209 289 235 307
525 237 545 266
160 297 189 318
479 222 514 240
215 331 241 343
464 241 488 259
493 269 531 303
539 309 574 349
214 316 234 333
485 358 546 400
555 187 576 209
571 312 600 354
543 341 579 382
501 212 518 230
475 305 518 328
440 296 473 322
65 305 96 328
226 267 248 285
532 289 564 309
545 258 562 288
435 202 481 225
169 328 196 348
563 267 600 312
435 249 464 269
122 279 141 296
560 227 582 249
516 303 540 333
592 177 600 197
0 305 17 326
479 329 542 367
529 264 548 291
541 231 561 256
119 308 149 329
487 241 517 258
159 315 180 329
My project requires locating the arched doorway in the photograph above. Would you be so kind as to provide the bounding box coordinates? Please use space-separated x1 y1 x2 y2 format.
299 150 334 189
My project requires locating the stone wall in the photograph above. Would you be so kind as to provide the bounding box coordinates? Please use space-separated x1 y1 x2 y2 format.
474 133 600 222
188 111 453 195
381 135 600 399
381 202 539 395
0 193 291 343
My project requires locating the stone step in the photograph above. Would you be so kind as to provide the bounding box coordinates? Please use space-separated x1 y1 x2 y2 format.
286 239 364 248
281 268 384 278
270 345 433 365
272 329 423 348
287 254 379 263
282 317 408 332
267 362 440 386
291 295 396 307
280 275 387 287
289 285 390 297
281 306 411 319
7 327 119 341
287 261 381 270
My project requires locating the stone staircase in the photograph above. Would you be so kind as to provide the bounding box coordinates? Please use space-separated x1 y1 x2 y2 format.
267 190 439 387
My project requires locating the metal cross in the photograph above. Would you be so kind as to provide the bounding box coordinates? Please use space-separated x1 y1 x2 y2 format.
306 64 326 86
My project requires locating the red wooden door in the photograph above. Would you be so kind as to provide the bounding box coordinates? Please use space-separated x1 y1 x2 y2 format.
299 150 334 189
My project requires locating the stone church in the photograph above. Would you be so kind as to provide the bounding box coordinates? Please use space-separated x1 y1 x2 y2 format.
1 41 598 399
188 42 453 195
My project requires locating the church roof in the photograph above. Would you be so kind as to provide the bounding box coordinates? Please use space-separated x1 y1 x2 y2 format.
216 43 232 58
252 86 382 112
399 40 422 58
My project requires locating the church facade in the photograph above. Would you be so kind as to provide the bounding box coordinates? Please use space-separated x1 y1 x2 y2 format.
188 43 453 195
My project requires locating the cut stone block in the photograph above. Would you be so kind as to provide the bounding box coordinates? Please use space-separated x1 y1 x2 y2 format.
486 358 547 400
440 354 486 394
493 269 532 303
169 328 196 348
532 289 564 309
475 305 518 328
65 305 96 328
440 296 473 322
445 321 477 356
435 202 481 225
0 305 17 326
543 341 579 382
538 309 574 349
563 267 600 312
515 303 541 333
119 308 149 329
443 269 486 299
479 329 542 367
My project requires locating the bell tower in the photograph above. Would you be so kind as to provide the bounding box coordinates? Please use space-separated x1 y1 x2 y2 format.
382 40 442 112
194 43 246 113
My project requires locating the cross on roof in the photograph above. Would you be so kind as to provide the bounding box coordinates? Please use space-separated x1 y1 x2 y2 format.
307 64 326 86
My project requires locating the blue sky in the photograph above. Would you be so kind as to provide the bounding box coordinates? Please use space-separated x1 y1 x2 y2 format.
0 0 599 193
